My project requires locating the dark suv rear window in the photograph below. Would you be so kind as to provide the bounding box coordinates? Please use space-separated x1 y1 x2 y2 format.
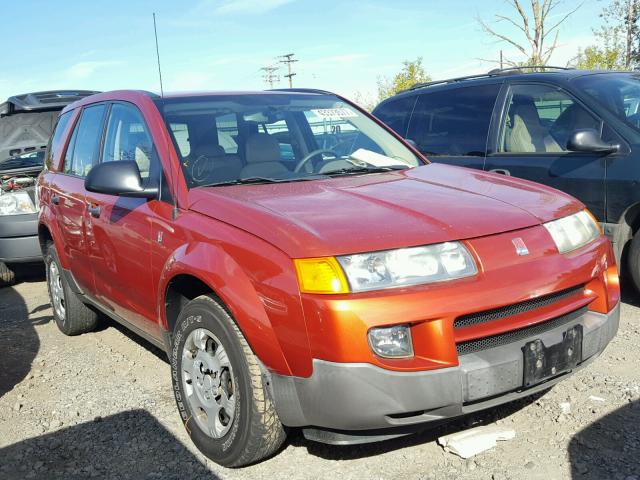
406 84 501 156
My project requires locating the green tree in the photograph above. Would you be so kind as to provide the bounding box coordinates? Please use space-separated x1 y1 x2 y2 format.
573 42 625 70
571 0 638 70
597 0 639 68
377 58 431 102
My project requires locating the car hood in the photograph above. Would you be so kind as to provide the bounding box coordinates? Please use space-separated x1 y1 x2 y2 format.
187 163 583 258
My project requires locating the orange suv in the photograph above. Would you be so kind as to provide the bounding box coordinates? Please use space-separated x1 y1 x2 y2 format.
37 89 620 466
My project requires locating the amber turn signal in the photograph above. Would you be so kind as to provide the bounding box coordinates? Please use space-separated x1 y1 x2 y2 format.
294 257 350 294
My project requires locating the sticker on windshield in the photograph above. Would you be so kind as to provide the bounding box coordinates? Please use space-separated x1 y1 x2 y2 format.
311 108 358 119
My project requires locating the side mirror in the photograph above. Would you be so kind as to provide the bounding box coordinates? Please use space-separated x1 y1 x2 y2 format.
85 161 158 199
567 129 619 155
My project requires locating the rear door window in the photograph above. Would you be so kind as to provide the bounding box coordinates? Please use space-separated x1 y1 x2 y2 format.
373 95 417 138
64 104 107 177
169 122 190 157
406 84 500 156
215 114 239 154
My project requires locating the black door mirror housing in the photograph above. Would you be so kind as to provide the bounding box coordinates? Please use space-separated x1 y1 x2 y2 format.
85 161 158 199
567 129 620 155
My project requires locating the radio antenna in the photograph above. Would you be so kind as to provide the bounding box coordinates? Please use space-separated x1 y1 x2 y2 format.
153 13 165 97
152 13 179 219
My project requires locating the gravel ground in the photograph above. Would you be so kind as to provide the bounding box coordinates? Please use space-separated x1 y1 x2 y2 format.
0 268 638 480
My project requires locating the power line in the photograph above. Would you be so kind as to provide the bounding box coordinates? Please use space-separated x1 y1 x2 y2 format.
260 65 280 88
278 53 298 88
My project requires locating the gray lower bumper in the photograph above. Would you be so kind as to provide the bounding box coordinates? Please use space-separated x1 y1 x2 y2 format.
0 212 41 263
271 303 620 431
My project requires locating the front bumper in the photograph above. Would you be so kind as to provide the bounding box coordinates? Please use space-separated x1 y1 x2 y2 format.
270 303 619 432
0 212 41 263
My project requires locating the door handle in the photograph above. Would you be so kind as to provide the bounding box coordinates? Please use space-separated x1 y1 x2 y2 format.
88 204 101 218
489 168 511 176
51 195 60 205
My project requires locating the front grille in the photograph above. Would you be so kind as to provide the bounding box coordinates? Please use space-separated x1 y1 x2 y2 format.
456 306 587 356
454 285 584 330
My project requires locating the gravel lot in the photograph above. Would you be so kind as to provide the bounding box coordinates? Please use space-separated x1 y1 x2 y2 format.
0 269 638 480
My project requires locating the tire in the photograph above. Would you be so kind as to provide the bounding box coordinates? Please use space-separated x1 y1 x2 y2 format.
44 244 98 336
0 261 16 287
628 232 640 294
170 294 286 467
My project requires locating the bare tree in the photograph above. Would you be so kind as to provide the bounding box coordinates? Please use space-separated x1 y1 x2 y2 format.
478 0 582 67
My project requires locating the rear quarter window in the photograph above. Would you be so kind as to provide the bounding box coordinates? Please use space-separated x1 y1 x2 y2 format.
45 111 73 170
406 84 501 156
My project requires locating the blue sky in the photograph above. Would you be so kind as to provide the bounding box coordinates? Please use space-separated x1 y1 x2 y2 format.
0 0 603 102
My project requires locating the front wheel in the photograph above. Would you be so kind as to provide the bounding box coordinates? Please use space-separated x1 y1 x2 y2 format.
170 295 286 467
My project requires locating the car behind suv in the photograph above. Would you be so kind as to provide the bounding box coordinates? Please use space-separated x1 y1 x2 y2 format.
373 68 640 291
0 90 98 285
38 89 619 466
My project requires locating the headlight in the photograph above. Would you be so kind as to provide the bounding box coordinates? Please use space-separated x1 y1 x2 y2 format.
0 191 37 216
544 210 601 254
337 242 477 292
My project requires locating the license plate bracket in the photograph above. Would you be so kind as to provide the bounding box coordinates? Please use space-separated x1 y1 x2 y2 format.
523 324 583 387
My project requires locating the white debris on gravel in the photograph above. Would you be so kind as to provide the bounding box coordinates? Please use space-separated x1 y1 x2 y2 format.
559 402 571 414
437 425 516 459
589 395 606 402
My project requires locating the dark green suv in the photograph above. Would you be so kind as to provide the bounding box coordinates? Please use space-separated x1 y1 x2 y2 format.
373 68 640 291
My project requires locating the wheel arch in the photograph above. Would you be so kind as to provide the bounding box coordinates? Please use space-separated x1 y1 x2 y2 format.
159 242 292 376
37 222 54 253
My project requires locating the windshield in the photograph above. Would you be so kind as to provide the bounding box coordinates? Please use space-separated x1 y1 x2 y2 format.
0 150 45 171
155 93 421 187
573 73 640 133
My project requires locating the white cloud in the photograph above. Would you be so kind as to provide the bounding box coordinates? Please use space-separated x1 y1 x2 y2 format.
64 61 121 80
195 0 296 16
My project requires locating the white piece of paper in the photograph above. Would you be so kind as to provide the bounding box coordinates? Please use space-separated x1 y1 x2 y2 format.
310 108 358 119
438 425 516 459
349 148 409 168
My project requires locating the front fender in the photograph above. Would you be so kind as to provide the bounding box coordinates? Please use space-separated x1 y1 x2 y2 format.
159 241 298 376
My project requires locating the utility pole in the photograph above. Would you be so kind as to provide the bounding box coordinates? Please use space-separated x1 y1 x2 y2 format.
261 65 279 88
500 50 503 69
278 53 298 88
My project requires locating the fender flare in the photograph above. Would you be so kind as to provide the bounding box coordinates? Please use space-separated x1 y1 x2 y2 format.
158 241 292 376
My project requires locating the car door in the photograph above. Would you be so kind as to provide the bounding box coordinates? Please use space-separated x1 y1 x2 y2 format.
49 103 107 294
484 83 607 221
85 102 161 338
403 83 502 170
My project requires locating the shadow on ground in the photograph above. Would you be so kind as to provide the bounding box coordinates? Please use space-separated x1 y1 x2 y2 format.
569 400 640 479
0 284 39 398
0 409 217 480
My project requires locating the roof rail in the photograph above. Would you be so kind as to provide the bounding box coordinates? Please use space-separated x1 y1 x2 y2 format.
487 65 573 74
405 65 574 93
269 88 334 95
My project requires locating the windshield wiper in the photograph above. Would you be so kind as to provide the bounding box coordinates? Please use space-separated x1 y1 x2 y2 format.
322 164 410 176
201 175 327 187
